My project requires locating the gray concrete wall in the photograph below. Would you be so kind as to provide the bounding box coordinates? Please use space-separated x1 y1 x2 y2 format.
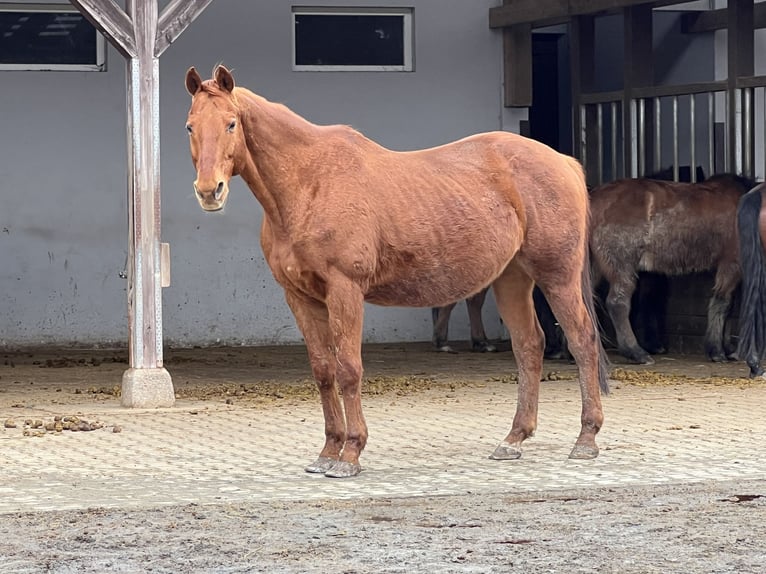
0 0 518 347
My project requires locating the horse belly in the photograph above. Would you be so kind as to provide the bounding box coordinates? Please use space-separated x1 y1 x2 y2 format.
365 239 515 307
365 271 498 308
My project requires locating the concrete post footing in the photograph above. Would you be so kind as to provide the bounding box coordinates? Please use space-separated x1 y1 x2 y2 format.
121 367 175 408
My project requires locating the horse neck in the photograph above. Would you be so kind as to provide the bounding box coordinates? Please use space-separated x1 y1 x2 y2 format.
235 89 322 233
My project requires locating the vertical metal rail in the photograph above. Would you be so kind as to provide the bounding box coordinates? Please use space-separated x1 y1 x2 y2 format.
708 92 715 177
580 104 587 177
690 94 697 182
597 103 604 185
653 97 661 174
726 89 732 173
638 98 646 176
611 101 619 179
672 95 679 181
743 87 753 177
630 99 638 177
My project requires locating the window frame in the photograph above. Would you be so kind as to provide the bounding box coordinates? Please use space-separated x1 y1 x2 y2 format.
291 6 414 72
0 2 106 72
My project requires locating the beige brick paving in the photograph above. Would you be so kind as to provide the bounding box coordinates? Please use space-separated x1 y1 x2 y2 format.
0 377 763 514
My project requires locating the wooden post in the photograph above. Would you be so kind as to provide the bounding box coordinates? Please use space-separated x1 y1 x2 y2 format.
623 5 653 178
570 15 598 185
70 0 213 407
727 0 754 175
503 23 533 108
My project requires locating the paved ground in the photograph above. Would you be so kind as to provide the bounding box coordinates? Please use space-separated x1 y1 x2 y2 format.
0 343 764 572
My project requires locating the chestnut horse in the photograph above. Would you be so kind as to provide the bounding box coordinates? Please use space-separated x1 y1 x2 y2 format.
589 173 754 365
736 182 766 378
184 65 609 478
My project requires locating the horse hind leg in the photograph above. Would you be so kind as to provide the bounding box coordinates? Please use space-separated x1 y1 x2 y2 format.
605 272 654 364
466 288 496 352
706 260 739 362
539 275 605 459
432 303 458 353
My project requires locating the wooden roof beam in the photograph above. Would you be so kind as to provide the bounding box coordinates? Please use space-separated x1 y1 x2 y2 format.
69 0 136 58
489 0 688 28
156 0 215 57
681 2 766 33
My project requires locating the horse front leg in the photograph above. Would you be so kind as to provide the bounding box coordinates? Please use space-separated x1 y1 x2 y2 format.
489 264 544 460
284 291 346 474
323 278 367 478
432 303 458 352
466 288 496 352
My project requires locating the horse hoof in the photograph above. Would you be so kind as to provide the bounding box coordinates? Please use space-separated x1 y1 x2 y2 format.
324 461 362 478
305 456 338 474
569 444 599 460
627 353 654 365
489 441 522 460
473 342 497 353
436 345 458 354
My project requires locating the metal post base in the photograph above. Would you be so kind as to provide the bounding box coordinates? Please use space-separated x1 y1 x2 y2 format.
121 367 175 408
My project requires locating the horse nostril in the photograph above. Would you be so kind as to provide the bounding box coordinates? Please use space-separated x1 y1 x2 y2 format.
214 182 225 201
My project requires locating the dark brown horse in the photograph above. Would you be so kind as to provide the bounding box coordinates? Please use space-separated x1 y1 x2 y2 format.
184 65 608 478
736 182 766 378
590 173 754 364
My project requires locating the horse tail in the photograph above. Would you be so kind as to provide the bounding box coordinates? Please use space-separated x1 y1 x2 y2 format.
567 156 611 395
736 185 766 368
582 235 611 395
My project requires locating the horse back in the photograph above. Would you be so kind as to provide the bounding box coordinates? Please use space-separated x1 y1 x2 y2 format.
590 176 748 276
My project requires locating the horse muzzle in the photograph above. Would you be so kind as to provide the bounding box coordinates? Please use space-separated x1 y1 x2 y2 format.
193 179 229 212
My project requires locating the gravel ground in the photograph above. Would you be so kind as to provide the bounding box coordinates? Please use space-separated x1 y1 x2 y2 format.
0 479 764 573
1 344 764 573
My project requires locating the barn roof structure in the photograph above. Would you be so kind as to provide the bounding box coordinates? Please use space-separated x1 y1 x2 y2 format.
491 0 762 184
69 0 213 408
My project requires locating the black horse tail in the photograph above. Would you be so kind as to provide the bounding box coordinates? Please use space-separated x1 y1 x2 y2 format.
582 244 611 395
736 184 766 376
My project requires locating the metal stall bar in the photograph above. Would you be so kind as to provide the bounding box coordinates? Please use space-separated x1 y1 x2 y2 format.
708 91 715 178
690 94 697 182
612 101 619 179
743 87 753 177
673 95 679 181
638 98 646 176
630 99 638 177
597 103 604 185
580 104 587 178
654 97 661 174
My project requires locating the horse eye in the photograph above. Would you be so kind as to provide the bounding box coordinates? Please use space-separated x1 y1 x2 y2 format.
227 120 236 133
185 123 193 134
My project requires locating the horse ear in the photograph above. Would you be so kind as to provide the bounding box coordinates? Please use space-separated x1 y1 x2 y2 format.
215 65 235 93
185 67 203 96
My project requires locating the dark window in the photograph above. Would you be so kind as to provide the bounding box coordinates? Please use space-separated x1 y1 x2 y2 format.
293 9 412 71
0 7 104 70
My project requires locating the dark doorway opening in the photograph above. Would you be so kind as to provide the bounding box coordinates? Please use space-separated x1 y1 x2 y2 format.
529 33 570 155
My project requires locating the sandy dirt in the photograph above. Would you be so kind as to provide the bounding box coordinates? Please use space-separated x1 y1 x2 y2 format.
0 342 763 573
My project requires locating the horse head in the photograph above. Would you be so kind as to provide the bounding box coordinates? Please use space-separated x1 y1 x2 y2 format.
184 65 243 212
